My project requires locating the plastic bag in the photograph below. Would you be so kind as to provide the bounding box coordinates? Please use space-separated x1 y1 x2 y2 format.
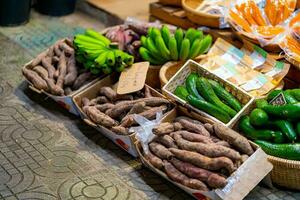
129 111 163 155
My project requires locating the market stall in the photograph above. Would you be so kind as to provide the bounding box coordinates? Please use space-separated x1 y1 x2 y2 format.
21 0 300 199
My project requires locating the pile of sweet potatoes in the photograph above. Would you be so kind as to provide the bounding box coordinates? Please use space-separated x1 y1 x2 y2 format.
145 117 254 191
81 86 173 135
22 39 96 96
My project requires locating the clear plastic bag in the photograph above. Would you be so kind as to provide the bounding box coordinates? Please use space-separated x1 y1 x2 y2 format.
129 111 163 155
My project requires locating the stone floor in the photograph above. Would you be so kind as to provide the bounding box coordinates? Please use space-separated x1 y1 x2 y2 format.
0 6 299 200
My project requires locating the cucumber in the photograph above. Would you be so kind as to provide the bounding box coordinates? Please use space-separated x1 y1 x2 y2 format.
289 89 300 101
174 86 189 101
267 90 282 101
260 102 300 120
185 73 204 100
270 120 297 142
187 95 231 123
284 90 298 104
249 108 269 127
208 79 242 112
239 116 284 143
297 122 300 137
255 140 300 160
196 77 237 118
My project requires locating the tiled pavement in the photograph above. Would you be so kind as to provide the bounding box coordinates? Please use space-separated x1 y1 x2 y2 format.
0 9 299 200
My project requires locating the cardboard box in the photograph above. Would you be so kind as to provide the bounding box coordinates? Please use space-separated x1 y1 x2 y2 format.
22 39 102 116
73 74 175 157
136 108 273 200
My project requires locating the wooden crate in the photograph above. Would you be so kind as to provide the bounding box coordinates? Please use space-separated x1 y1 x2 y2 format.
149 2 197 29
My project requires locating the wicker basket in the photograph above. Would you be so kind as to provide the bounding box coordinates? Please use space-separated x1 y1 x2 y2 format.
146 64 162 89
182 0 221 28
159 0 182 6
163 59 254 128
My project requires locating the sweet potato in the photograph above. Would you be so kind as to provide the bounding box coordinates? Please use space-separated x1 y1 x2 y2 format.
82 97 91 107
152 122 182 136
171 131 213 144
170 158 227 188
59 42 74 56
33 65 48 79
54 70 59 80
56 53 67 89
46 46 54 57
90 96 109 104
120 105 168 127
64 54 78 86
204 123 214 134
126 102 146 115
54 42 62 56
52 56 60 64
22 68 48 91
95 103 114 112
149 142 173 160
45 79 64 96
31 51 47 66
177 119 210 137
83 106 118 127
41 57 55 79
65 38 74 48
163 160 208 191
111 126 129 135
64 87 73 95
72 71 92 90
146 151 163 169
173 133 241 160
213 123 254 155
216 141 231 148
169 148 236 173
144 85 152 98
139 97 170 107
154 135 177 148
106 102 134 119
99 87 117 101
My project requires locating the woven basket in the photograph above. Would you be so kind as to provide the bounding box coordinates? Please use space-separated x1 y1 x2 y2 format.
268 156 300 190
182 0 221 28
159 0 182 6
163 59 254 128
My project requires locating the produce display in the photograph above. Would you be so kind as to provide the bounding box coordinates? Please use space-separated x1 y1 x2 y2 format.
239 89 300 160
229 0 297 39
139 26 212 65
143 116 254 191
81 85 173 135
22 39 97 96
74 29 134 74
174 73 242 123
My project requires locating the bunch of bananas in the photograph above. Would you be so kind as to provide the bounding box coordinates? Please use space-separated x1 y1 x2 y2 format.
74 29 134 75
139 26 212 65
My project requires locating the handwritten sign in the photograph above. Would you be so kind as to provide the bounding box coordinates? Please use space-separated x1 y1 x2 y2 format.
269 92 286 105
117 62 149 95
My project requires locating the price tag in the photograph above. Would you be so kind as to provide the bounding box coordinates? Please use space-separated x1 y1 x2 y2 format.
265 61 284 77
269 92 287 105
241 74 268 91
212 62 237 80
117 62 149 95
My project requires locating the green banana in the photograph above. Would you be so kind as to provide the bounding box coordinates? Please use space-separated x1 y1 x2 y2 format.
198 35 212 54
124 54 134 66
95 51 109 66
140 36 147 47
168 37 179 61
184 28 196 41
189 39 202 59
190 30 203 44
85 29 111 46
147 27 154 38
114 50 125 63
90 67 101 75
179 38 190 61
106 51 115 66
155 36 170 60
175 28 184 54
84 49 106 60
139 47 164 65
102 65 113 74
115 63 126 72
83 60 94 69
146 37 161 58
161 25 171 46
151 28 161 41
76 54 85 63
74 35 106 46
